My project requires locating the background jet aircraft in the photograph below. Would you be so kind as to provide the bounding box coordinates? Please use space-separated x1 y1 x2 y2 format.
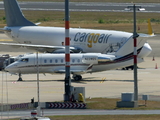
0 0 154 54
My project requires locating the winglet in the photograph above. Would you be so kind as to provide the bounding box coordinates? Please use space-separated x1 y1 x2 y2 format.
148 18 154 36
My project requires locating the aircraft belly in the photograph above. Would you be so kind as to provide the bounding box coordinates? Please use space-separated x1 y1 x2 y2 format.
20 67 37 74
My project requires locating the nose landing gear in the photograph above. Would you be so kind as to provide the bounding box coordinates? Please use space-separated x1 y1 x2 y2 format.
18 73 23 81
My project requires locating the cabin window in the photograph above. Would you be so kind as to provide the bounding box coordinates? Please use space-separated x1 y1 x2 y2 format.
72 59 75 63
55 59 58 63
20 58 29 62
61 59 63 63
50 59 52 63
77 59 80 63
44 59 47 63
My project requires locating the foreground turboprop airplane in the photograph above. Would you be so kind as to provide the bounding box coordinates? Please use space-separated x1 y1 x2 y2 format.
5 37 152 81
0 0 154 54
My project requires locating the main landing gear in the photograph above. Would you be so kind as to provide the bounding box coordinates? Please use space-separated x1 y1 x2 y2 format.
72 74 82 81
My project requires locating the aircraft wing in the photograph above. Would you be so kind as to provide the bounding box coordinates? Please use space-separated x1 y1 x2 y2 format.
0 42 83 53
54 64 93 74
54 70 87 74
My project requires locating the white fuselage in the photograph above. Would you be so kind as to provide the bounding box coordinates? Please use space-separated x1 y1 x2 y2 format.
4 26 133 53
5 53 144 75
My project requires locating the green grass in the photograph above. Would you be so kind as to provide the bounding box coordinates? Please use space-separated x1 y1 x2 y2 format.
0 10 160 33
86 98 160 110
7 11 160 33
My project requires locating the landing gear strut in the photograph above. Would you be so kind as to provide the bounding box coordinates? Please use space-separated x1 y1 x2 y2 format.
73 75 82 81
18 73 23 81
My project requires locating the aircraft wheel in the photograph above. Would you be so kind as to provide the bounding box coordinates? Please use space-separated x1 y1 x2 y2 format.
73 75 82 81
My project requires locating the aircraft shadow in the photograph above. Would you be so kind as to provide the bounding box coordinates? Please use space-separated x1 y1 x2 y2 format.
8 78 139 83
81 79 134 83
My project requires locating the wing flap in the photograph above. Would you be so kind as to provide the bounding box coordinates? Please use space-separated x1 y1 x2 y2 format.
54 70 86 74
54 64 93 74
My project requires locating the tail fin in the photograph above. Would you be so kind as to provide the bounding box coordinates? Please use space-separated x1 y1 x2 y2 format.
115 36 147 57
148 18 154 36
3 0 36 26
115 19 155 57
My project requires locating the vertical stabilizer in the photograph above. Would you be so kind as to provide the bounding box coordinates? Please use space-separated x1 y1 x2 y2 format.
3 0 36 26
115 36 146 57
148 19 154 36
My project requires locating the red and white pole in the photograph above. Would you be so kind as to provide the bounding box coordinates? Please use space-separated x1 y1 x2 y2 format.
64 0 71 101
133 37 138 101
133 4 138 101
133 39 137 65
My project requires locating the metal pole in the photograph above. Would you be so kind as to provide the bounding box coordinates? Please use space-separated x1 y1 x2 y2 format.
133 4 138 101
36 52 41 116
36 52 40 105
127 4 142 102
64 0 71 102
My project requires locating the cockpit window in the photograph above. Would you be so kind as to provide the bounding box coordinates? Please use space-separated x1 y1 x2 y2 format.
20 58 29 62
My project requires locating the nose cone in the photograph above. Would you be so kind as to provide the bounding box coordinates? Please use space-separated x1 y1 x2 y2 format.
4 63 16 73
4 65 11 72
138 42 152 58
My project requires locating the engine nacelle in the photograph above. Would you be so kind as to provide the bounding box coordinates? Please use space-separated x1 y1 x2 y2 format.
138 42 152 58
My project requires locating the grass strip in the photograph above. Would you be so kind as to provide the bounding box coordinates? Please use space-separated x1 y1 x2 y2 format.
0 10 159 33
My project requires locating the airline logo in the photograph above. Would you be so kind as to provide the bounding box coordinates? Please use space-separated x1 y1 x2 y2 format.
73 32 112 48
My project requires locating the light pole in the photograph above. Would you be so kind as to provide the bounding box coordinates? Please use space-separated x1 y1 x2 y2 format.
64 0 71 102
36 52 41 116
127 4 142 101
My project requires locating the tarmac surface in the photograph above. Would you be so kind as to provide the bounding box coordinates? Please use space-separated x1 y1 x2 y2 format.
0 33 159 104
